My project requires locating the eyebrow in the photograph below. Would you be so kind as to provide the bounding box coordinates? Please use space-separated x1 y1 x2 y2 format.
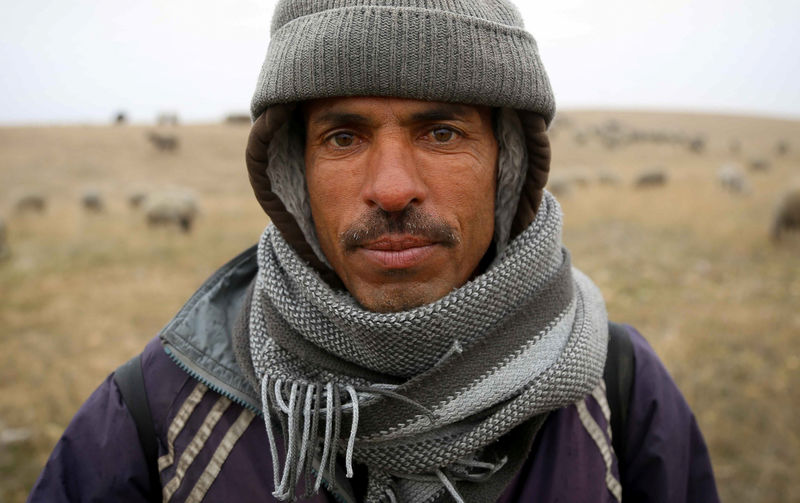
404 104 471 125
309 112 376 129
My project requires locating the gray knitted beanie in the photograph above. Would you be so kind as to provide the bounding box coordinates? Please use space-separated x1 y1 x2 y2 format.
250 0 555 124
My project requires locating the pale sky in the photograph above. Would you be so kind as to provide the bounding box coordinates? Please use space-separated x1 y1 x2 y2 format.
1 0 799 125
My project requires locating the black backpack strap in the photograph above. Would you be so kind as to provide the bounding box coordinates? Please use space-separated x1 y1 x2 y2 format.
114 353 161 499
604 321 635 475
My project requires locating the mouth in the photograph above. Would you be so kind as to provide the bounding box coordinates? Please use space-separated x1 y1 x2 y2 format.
358 235 439 269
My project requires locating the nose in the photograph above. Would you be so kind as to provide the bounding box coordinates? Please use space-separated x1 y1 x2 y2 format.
361 134 426 213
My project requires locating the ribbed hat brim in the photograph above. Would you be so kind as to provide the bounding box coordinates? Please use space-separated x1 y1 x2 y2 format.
251 6 554 123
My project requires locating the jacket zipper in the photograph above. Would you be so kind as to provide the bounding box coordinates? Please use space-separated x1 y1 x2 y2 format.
163 343 352 503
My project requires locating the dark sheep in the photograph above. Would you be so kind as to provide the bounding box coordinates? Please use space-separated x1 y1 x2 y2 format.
15 193 46 213
688 137 706 154
147 132 179 152
81 191 104 212
128 192 148 209
748 158 771 172
772 187 800 242
225 113 251 125
635 168 668 188
0 217 9 260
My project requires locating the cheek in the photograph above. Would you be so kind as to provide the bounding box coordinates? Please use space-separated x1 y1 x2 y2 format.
457 163 496 249
305 160 360 242
433 161 496 232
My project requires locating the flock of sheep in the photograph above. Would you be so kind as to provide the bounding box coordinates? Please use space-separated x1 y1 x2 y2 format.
1 119 206 260
546 117 800 242
0 190 198 260
1 116 799 261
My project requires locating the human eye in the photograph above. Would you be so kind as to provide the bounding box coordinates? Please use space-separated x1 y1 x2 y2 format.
428 126 459 143
326 131 356 148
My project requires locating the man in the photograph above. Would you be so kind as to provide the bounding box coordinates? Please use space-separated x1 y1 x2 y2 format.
29 0 719 501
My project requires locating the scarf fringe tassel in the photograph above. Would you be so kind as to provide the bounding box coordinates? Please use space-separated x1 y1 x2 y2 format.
260 375 510 502
260 375 360 500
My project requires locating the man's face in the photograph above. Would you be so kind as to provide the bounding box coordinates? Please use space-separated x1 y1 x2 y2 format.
304 97 498 312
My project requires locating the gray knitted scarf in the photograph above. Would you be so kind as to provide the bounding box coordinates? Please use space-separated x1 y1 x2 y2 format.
246 193 608 503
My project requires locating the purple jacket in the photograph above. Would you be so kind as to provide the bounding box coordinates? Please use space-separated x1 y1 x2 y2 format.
29 247 719 502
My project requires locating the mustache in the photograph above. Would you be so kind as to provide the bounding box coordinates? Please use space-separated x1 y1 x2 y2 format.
340 207 460 252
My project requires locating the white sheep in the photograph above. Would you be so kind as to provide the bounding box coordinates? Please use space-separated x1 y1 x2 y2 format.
717 164 749 194
143 192 198 233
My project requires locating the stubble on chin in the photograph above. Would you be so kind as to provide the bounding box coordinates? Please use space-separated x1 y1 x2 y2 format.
352 281 445 313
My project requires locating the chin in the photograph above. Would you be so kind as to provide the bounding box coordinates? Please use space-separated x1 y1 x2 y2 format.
354 283 445 313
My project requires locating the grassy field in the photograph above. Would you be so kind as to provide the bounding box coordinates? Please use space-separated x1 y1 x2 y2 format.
1 111 799 502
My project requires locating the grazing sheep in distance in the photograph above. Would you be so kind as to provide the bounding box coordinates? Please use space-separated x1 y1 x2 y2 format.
635 168 667 188
15 193 46 213
144 192 198 233
597 170 621 186
156 112 179 126
225 113 251 125
128 191 148 209
547 176 571 197
717 164 749 194
568 170 592 187
147 132 179 152
0 217 9 260
748 158 771 172
771 186 800 242
688 137 706 154
775 140 789 157
81 191 104 212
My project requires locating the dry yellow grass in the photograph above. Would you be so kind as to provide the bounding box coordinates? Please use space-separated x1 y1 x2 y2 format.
1 112 799 502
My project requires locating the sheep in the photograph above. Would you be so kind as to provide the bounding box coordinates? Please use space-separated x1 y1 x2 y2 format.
81 191 104 212
775 140 789 157
225 113 251 125
717 164 749 194
569 170 592 187
748 158 771 172
0 217 9 260
634 168 668 188
547 176 571 197
147 132 179 152
573 132 588 146
156 112 179 126
128 191 148 209
15 193 46 213
143 192 198 233
597 170 621 186
688 137 706 154
771 186 800 242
